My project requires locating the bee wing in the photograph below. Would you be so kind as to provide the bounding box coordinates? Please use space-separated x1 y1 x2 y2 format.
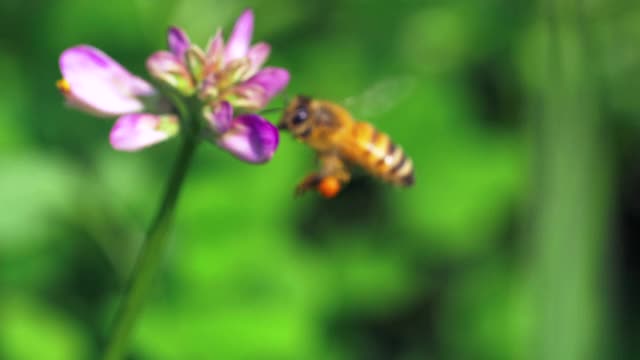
343 76 417 119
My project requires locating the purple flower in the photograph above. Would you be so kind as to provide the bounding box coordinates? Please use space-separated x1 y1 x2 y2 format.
231 67 291 110
110 114 179 152
205 101 278 163
58 45 155 117
58 45 179 151
146 8 287 163
58 9 287 163
217 114 279 164
147 9 290 110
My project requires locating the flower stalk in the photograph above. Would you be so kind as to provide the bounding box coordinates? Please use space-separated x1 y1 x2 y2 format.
529 0 610 359
57 9 290 359
102 125 199 360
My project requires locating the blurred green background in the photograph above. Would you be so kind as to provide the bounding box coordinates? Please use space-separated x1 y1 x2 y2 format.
1 0 639 359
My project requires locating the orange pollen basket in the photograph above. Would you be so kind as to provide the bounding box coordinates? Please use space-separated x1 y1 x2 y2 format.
56 78 71 94
317 176 341 198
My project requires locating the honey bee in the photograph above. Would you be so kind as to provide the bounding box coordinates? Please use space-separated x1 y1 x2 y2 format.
278 95 415 197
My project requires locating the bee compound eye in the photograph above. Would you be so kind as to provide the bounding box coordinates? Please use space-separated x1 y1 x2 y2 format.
292 109 308 125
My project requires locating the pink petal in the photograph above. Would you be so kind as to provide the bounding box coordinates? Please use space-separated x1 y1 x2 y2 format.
222 58 251 85
217 114 279 163
205 29 225 72
205 101 233 133
186 47 206 82
233 67 290 109
168 26 191 61
224 9 254 62
147 51 185 77
59 45 155 116
146 51 194 95
199 73 219 101
248 67 290 98
244 42 271 79
110 113 179 151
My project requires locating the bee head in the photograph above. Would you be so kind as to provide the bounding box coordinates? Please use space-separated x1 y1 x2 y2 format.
278 95 313 138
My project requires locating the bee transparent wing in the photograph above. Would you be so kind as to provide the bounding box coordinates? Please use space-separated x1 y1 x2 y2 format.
343 75 417 119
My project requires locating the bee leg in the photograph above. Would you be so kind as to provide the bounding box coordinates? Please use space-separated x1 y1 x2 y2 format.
319 153 350 179
315 153 351 197
294 153 351 198
295 173 322 196
295 173 347 198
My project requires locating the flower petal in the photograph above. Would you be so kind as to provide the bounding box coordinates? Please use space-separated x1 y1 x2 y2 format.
110 113 179 151
59 45 155 116
168 26 191 61
232 67 290 109
204 101 233 133
146 51 185 78
225 9 254 62
199 74 219 101
217 114 279 163
146 51 194 95
244 42 271 79
205 29 225 73
186 46 206 83
221 58 250 87
248 67 290 99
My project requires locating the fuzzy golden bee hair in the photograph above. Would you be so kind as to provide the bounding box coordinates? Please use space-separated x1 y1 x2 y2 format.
278 95 414 197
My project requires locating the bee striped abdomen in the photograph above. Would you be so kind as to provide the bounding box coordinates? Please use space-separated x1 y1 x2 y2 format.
347 122 414 187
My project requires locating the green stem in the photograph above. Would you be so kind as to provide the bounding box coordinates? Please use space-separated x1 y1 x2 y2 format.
102 134 199 360
530 0 610 359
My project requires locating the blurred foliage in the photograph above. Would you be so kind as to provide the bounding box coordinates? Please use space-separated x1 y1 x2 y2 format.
1 0 639 359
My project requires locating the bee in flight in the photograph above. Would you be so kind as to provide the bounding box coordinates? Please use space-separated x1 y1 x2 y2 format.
278 95 415 198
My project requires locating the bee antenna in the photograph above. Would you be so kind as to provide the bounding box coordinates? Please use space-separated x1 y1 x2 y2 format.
282 92 291 105
260 107 283 115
